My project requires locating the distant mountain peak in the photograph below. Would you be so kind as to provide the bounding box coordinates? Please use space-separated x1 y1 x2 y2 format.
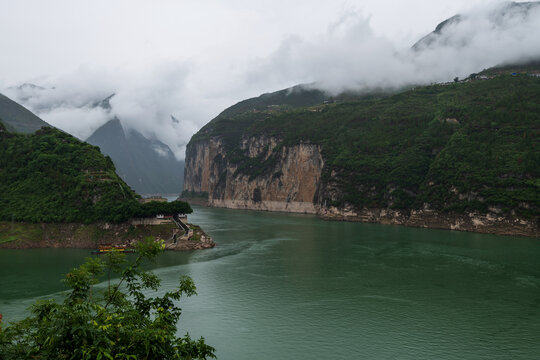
92 93 116 111
13 83 46 91
86 117 184 195
0 93 51 134
412 1 540 51
88 117 124 140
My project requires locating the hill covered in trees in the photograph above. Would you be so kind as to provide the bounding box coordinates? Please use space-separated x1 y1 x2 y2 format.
185 69 540 235
0 123 191 223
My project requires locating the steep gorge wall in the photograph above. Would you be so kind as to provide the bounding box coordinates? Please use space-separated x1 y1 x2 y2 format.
184 136 538 237
184 136 324 213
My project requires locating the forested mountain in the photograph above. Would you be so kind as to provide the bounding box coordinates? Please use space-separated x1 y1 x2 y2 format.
0 122 139 223
0 121 192 223
182 1 540 236
184 67 540 236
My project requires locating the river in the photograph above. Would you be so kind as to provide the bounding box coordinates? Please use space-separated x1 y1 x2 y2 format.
1 206 539 359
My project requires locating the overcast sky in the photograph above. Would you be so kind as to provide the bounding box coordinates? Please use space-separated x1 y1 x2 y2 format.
1 0 538 159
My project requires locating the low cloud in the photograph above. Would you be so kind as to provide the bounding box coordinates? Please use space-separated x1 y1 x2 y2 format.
41 106 111 140
4 68 116 139
4 63 222 160
152 144 170 158
250 2 540 94
4 2 540 160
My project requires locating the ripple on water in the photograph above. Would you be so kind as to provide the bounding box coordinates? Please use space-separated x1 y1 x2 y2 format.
187 242 253 264
3 207 540 360
514 275 540 288
358 294 418 305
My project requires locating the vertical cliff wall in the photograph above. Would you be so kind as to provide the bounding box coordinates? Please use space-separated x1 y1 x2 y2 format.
184 136 324 213
183 73 540 237
183 135 538 237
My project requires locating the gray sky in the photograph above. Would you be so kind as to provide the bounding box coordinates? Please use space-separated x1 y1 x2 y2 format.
1 0 538 159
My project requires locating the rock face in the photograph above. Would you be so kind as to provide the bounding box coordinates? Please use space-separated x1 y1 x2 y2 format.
320 207 538 237
184 135 539 237
183 66 540 238
184 136 324 213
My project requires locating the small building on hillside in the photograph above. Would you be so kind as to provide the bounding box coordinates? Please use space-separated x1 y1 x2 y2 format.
131 213 187 226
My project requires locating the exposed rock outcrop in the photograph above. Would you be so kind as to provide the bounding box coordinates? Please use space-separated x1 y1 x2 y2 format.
0 221 215 250
320 206 538 237
184 136 324 214
183 136 539 237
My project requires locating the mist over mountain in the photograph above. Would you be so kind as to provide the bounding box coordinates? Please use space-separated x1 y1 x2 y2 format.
86 118 184 195
0 89 182 194
2 66 198 161
83 93 185 195
251 1 540 94
0 93 51 134
3 1 540 162
208 1 540 117
413 2 540 52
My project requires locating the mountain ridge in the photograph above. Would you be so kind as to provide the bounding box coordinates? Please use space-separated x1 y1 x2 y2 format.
86 117 184 195
183 66 540 236
412 1 540 51
0 93 51 134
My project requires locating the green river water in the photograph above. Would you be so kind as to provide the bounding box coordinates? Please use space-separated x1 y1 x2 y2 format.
1 205 539 359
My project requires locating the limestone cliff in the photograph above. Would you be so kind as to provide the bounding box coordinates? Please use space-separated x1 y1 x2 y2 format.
184 136 324 213
319 206 538 237
183 72 540 237
183 136 538 237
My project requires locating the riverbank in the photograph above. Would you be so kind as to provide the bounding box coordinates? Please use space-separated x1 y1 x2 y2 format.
0 221 215 250
181 197 538 237
3 205 540 359
319 207 539 238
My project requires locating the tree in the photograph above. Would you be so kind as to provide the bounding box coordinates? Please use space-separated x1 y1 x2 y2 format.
0 238 215 360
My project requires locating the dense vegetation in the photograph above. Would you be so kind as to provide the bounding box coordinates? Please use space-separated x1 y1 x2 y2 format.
190 72 540 218
0 238 215 359
212 84 328 120
0 124 191 223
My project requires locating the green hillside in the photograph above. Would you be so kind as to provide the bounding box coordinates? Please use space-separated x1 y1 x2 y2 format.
190 72 540 218
0 123 191 223
215 85 329 119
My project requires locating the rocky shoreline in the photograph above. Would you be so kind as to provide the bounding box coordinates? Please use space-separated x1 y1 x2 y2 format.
164 223 215 251
319 206 538 238
181 197 538 237
182 125 538 239
0 221 216 250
